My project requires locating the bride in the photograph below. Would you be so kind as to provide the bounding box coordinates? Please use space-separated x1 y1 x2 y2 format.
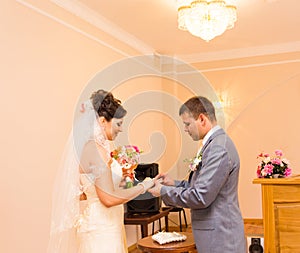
47 89 154 253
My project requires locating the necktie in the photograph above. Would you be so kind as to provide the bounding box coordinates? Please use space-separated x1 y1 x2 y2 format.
188 170 194 183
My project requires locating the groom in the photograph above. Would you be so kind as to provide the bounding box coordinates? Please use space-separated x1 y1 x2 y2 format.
149 96 246 252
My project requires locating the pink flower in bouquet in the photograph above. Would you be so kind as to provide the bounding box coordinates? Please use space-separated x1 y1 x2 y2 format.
284 168 292 177
110 145 141 168
256 149 292 178
275 149 283 157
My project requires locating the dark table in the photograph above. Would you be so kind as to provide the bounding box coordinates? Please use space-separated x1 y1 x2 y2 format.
124 208 170 238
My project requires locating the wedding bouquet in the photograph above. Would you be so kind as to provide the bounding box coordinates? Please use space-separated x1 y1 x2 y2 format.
110 145 142 188
256 149 292 178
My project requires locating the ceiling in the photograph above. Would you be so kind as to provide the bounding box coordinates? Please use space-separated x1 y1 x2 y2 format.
55 0 300 62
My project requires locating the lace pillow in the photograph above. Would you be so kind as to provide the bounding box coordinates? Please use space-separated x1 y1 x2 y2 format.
152 232 187 245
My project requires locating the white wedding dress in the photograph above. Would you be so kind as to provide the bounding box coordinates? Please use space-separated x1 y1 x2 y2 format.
48 100 128 253
75 160 128 253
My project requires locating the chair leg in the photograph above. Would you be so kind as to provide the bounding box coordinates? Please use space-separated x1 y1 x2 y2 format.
152 219 162 234
182 208 188 228
152 221 155 234
179 210 183 232
159 218 162 231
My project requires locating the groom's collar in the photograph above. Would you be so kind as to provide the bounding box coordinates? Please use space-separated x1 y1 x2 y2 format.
202 125 221 146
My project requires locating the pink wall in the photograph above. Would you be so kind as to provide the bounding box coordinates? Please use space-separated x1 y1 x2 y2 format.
0 1 141 252
198 57 300 218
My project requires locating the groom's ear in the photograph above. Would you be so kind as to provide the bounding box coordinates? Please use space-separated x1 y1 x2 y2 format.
198 113 205 124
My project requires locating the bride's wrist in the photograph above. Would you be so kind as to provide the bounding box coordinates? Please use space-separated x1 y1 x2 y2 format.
137 182 146 194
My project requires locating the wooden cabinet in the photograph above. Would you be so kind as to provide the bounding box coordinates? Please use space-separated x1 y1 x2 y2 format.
253 175 300 253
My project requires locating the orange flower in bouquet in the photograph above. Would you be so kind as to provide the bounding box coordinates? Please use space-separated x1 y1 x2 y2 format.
110 145 142 188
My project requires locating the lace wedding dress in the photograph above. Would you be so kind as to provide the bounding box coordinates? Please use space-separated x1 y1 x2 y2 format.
76 160 127 253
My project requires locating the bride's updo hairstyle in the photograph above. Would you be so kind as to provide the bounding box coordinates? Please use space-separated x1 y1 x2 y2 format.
90 89 127 121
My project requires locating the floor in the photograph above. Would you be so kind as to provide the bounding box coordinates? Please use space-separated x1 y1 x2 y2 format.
129 220 263 253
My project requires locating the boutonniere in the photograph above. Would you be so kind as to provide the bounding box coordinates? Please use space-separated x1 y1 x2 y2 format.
184 150 202 172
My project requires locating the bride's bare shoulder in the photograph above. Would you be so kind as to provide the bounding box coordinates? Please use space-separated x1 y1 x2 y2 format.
80 141 100 164
80 141 108 173
82 140 109 164
83 140 98 151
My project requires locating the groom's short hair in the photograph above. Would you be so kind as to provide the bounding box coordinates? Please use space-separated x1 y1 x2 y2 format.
179 96 216 122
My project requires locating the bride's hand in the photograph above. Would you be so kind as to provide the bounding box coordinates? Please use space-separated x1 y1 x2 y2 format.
138 178 155 193
119 177 126 188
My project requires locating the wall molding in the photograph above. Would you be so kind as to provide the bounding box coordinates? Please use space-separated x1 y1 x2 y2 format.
177 41 300 63
51 0 154 55
15 0 300 69
50 0 300 64
199 58 300 72
16 0 139 58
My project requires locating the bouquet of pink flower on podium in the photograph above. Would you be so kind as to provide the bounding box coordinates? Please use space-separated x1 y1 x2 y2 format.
256 149 292 178
110 145 142 188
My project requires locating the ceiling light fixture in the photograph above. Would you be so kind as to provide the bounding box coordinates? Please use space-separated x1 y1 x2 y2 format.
177 0 237 42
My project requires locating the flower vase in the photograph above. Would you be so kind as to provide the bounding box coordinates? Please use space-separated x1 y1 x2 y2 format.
272 174 285 178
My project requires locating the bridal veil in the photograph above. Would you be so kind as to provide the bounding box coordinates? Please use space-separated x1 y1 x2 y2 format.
47 100 106 253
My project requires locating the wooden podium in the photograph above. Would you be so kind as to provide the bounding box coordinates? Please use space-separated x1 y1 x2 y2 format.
253 175 300 253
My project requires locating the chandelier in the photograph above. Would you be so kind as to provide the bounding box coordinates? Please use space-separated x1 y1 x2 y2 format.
177 0 237 42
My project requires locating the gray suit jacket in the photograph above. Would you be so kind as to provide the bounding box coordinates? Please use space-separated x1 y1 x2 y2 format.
161 128 246 253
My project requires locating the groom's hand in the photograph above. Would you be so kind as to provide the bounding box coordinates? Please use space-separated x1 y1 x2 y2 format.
148 179 163 197
154 173 175 186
